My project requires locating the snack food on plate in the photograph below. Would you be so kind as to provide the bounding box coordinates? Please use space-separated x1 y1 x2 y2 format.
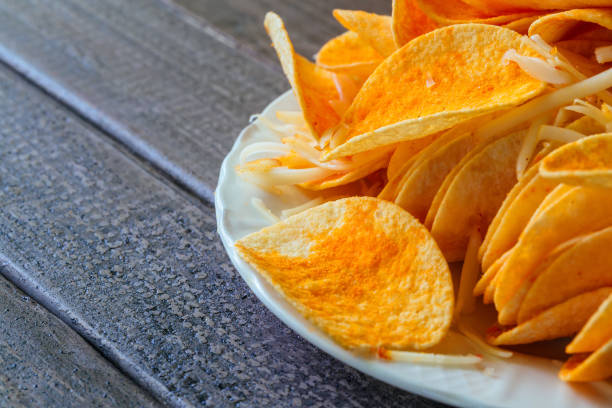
233 0 612 384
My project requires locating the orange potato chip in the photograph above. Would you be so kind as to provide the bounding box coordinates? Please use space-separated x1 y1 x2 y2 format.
392 0 438 48
463 0 612 13
502 15 542 35
474 248 510 297
567 293 612 353
235 197 454 350
488 287 612 346
430 130 524 261
424 132 495 230
494 186 612 312
333 9 397 57
386 133 440 181
478 164 540 265
417 0 540 26
519 226 612 324
265 12 341 137
481 170 559 271
498 235 581 325
540 133 612 188
528 9 612 43
560 338 612 382
483 272 499 305
555 39 612 57
324 24 546 160
315 31 383 80
394 130 479 223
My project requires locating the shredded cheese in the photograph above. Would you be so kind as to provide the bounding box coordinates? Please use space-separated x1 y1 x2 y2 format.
538 125 584 144
503 49 572 85
457 322 513 359
251 198 280 224
595 45 612 64
475 67 612 143
516 115 549 179
239 142 291 165
384 349 482 366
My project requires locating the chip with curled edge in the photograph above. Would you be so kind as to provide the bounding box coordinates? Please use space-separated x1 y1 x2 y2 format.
235 197 454 350
323 24 547 160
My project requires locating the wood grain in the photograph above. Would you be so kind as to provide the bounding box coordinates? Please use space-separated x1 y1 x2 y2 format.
0 59 447 407
0 0 285 202
0 269 159 407
170 0 391 66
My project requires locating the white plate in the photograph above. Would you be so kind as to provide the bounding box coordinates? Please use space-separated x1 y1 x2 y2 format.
215 90 612 408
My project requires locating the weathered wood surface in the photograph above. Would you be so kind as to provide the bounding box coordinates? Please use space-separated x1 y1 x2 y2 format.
0 0 284 202
0 61 446 408
0 269 159 407
170 0 390 66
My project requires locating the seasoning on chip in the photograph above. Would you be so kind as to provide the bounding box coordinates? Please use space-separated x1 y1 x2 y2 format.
417 0 540 27
519 226 612 323
528 9 612 43
333 9 397 57
315 31 383 80
540 133 612 188
235 197 454 350
488 287 612 345
392 0 437 47
323 24 547 160
494 186 612 314
567 293 612 353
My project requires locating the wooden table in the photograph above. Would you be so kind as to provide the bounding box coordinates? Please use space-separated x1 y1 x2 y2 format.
0 1 449 406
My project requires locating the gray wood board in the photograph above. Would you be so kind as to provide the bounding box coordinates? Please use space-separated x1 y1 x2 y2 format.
0 0 286 203
0 266 159 408
0 62 446 407
170 0 390 66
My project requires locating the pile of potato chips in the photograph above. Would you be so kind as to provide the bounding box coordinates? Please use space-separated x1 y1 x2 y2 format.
235 0 612 383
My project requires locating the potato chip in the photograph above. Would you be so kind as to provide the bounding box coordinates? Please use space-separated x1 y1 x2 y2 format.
519 226 612 324
235 197 454 350
481 170 559 271
478 164 540 265
417 0 539 26
502 15 542 35
498 235 581 325
386 133 440 181
488 287 612 346
560 338 612 382
483 272 499 305
474 248 510 297
323 24 547 160
494 186 612 312
265 12 341 137
567 293 612 353
540 133 612 188
430 130 524 261
333 10 397 57
395 130 478 223
315 31 383 80
528 9 612 43
555 39 612 58
392 0 438 47
464 0 612 13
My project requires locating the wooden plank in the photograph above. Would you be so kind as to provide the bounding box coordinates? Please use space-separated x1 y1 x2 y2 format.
0 60 445 407
169 0 390 66
0 269 160 407
0 0 286 202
